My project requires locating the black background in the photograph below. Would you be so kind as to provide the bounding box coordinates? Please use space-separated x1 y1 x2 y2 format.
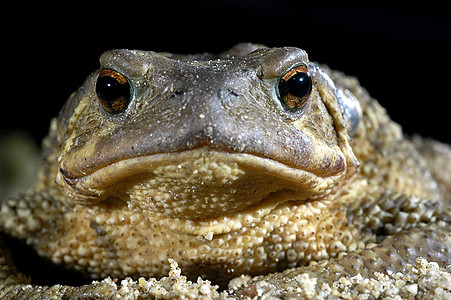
3 0 450 144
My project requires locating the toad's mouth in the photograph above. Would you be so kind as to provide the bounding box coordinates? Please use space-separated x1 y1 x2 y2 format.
56 147 345 218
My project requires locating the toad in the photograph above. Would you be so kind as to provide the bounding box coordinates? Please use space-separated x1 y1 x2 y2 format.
0 43 449 298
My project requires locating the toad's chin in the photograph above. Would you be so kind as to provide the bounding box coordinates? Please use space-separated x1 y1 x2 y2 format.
56 147 346 218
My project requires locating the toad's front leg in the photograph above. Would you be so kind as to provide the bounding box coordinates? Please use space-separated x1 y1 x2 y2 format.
0 193 118 299
228 224 451 298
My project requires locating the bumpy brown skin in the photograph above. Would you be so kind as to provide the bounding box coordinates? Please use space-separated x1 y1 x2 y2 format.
0 44 450 298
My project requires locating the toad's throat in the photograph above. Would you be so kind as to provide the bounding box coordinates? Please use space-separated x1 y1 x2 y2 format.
129 189 317 236
56 148 344 210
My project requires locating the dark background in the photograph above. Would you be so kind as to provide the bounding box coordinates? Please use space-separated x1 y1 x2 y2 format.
3 0 450 144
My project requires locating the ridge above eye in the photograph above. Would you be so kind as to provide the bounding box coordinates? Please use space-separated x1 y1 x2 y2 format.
277 65 312 111
96 69 131 113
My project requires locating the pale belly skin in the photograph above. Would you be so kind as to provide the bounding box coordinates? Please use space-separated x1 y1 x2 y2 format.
0 44 450 298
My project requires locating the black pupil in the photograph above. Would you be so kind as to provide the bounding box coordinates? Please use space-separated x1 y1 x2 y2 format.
96 75 130 111
96 76 126 101
284 72 312 99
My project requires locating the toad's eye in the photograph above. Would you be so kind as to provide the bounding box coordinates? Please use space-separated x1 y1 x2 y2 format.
96 69 131 113
277 66 312 111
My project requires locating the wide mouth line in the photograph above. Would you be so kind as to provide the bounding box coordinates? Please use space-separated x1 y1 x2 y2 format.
57 148 333 201
60 147 326 184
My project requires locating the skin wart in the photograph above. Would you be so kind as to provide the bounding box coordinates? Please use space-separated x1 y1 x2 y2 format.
0 43 450 298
